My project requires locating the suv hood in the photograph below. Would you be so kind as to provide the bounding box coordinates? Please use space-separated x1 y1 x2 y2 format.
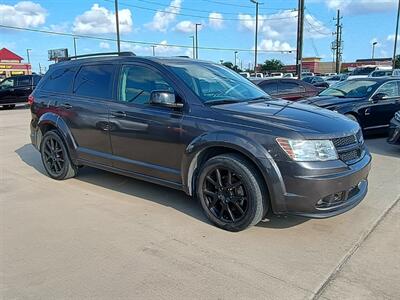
214 99 359 139
301 95 363 108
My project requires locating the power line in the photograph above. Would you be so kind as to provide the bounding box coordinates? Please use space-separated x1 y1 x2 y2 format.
198 0 293 11
103 0 298 21
0 24 296 53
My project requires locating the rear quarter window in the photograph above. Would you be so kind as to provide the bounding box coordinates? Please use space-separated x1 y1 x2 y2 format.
73 65 115 99
42 66 77 93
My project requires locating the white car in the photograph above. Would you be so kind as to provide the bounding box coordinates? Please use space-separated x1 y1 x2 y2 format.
347 65 392 80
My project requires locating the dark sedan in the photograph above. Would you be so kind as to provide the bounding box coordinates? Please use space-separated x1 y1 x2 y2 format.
301 78 400 133
252 78 321 101
388 111 400 144
0 74 42 109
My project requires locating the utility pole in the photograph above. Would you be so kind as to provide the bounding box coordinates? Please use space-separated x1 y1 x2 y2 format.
393 0 400 68
38 63 42 75
372 42 378 59
296 0 305 79
195 23 201 59
114 0 121 52
234 51 238 69
26 49 31 64
334 10 343 74
151 45 156 56
250 0 260 73
73 37 77 56
190 36 195 59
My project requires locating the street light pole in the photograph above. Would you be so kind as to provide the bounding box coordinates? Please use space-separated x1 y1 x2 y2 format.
190 36 195 59
114 0 121 52
152 45 156 56
250 0 260 73
195 23 201 59
296 0 305 79
393 0 400 68
372 42 378 59
26 49 31 64
234 51 238 69
73 37 77 56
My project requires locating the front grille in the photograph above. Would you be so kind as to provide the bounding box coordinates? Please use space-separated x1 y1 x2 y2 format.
339 149 360 162
332 130 364 164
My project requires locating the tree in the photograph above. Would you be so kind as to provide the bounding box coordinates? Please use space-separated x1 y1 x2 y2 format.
395 55 400 68
261 59 284 73
222 61 242 72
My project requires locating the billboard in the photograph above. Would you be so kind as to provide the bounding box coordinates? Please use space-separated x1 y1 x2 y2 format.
48 48 69 61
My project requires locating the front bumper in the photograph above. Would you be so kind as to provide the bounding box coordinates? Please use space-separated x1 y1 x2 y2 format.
266 151 372 218
387 117 400 145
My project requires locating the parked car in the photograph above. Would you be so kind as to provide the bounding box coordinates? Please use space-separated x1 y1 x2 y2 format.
252 78 321 101
270 72 284 78
30 52 371 231
325 74 349 86
387 111 400 145
302 72 314 77
283 73 295 78
347 65 392 80
302 76 330 89
369 69 400 77
239 72 250 78
300 78 400 133
0 74 42 109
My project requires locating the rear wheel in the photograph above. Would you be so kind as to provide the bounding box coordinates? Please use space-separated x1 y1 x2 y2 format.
40 131 77 180
196 154 267 232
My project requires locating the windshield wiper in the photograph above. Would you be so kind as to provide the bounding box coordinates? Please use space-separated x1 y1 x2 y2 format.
204 99 242 106
247 96 271 102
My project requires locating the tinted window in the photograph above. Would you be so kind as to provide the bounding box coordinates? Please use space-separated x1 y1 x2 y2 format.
279 82 305 93
43 67 76 93
119 65 173 104
376 81 400 98
313 77 324 83
33 75 42 85
16 76 31 87
74 65 114 99
260 82 277 94
0 78 15 89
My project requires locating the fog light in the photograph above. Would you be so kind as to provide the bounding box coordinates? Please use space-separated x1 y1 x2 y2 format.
316 191 345 208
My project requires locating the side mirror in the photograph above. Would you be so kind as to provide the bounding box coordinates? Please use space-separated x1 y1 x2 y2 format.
150 91 183 109
372 93 388 102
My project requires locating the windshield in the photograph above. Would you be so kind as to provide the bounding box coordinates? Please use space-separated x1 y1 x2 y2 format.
319 80 379 98
167 62 269 104
351 67 376 76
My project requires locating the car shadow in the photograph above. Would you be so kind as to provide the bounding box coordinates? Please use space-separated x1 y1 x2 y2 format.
15 143 308 229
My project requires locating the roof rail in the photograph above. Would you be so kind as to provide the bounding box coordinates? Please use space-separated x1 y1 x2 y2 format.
64 51 136 61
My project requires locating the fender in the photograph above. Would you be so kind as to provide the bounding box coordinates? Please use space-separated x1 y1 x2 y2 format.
181 131 286 213
37 112 78 162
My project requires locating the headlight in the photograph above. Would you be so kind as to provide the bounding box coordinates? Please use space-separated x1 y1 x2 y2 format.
395 111 400 122
276 138 338 161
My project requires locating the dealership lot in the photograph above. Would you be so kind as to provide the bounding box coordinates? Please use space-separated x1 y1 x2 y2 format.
1 107 399 299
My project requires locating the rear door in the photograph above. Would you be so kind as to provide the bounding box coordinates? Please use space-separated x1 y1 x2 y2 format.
365 80 400 130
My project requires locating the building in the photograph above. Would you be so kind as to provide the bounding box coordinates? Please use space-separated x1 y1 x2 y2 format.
0 48 31 78
282 57 393 75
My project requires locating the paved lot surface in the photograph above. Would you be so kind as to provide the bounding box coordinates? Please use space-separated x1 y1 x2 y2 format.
1 107 399 299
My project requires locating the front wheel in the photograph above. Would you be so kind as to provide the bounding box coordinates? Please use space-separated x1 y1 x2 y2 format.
40 131 78 180
196 154 268 232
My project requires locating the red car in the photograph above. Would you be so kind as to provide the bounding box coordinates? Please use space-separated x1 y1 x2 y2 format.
252 78 321 101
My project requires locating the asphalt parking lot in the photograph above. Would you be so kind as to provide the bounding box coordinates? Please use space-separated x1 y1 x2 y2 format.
1 107 399 299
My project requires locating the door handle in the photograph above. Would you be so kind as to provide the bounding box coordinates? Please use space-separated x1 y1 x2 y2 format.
111 111 127 118
60 103 73 109
364 108 370 116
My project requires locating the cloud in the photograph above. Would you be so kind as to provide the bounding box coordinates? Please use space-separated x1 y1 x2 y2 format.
99 42 110 49
258 40 293 52
325 0 396 15
387 34 400 42
175 20 196 33
0 1 47 28
73 4 132 34
121 40 183 56
209 12 224 29
146 0 182 32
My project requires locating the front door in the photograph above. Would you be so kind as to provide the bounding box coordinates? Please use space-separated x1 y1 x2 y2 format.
109 63 184 184
15 75 33 103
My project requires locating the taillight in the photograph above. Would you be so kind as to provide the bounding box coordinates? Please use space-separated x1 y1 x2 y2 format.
28 94 35 105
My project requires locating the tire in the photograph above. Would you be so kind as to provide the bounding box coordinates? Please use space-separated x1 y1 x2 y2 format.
40 130 78 180
345 113 358 123
196 154 268 232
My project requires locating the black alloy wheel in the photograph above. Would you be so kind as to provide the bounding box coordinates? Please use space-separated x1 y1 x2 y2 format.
202 167 248 223
40 131 78 180
197 154 267 232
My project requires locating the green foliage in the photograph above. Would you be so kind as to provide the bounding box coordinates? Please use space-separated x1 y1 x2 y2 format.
260 59 284 72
